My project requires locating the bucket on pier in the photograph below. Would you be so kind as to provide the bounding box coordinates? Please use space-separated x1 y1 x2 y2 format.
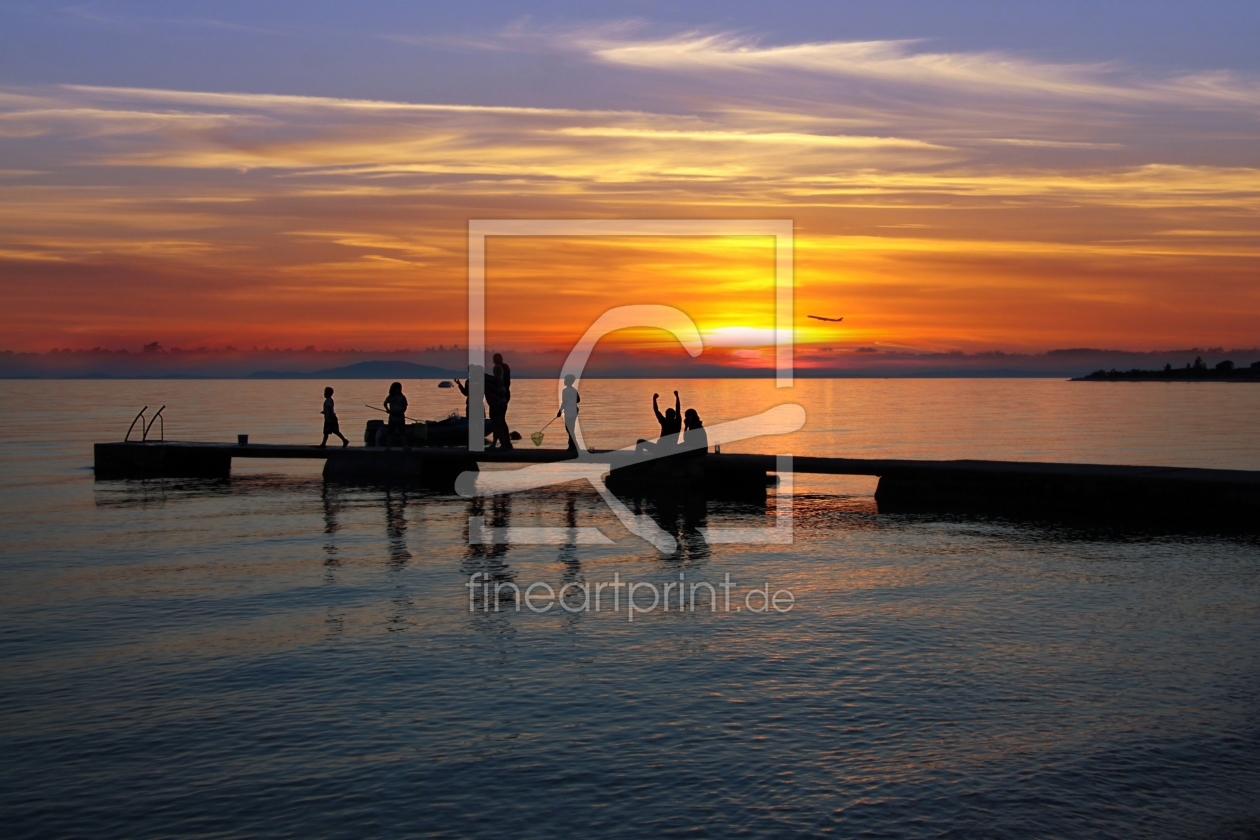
237 434 249 446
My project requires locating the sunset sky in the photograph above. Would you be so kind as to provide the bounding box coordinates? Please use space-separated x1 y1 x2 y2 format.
2 1 1258 365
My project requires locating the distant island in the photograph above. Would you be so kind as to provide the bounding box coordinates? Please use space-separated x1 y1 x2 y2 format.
1074 357 1260 382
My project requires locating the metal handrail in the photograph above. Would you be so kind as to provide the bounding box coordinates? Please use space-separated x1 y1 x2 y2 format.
143 405 165 441
125 406 148 442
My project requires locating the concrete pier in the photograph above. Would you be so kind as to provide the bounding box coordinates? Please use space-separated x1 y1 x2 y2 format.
93 441 1260 526
717 453 1260 523
94 441 234 479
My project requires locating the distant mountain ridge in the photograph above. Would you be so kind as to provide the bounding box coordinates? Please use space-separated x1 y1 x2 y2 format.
246 361 462 379
4 347 1260 379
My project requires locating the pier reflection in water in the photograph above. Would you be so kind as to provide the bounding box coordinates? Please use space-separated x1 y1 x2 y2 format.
383 487 412 570
619 492 713 564
463 494 517 622
320 483 346 636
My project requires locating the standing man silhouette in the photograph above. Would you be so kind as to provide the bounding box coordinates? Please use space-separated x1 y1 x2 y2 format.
493 353 512 403
557 374 581 453
490 353 512 450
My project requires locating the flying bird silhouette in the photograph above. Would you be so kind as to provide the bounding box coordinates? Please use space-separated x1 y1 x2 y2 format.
807 315 844 323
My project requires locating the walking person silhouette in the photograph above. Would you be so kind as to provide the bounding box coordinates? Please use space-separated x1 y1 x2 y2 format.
319 387 349 448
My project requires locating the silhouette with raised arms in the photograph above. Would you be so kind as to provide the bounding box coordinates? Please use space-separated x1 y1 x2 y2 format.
654 390 682 443
637 389 681 456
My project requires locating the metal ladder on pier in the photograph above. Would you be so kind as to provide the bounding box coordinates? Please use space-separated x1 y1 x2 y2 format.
124 405 165 442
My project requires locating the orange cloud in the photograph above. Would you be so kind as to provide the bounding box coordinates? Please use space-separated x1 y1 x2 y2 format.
0 70 1257 355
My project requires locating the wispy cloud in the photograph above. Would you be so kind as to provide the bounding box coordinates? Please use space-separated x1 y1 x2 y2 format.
984 139 1124 150
1 85 954 179
586 33 1124 97
552 127 945 149
0 106 261 138
63 84 643 118
569 29 1260 108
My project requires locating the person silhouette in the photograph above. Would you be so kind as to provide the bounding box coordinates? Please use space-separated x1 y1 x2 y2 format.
637 389 682 457
319 386 349 448
455 365 504 448
682 408 708 457
489 353 512 450
653 390 682 443
383 382 408 446
493 353 512 403
557 374 581 452
453 367 477 417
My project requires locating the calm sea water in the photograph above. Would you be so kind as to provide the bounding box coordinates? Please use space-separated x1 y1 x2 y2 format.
2 379 1258 839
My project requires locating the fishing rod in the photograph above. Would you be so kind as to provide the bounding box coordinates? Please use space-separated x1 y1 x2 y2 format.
363 404 423 423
